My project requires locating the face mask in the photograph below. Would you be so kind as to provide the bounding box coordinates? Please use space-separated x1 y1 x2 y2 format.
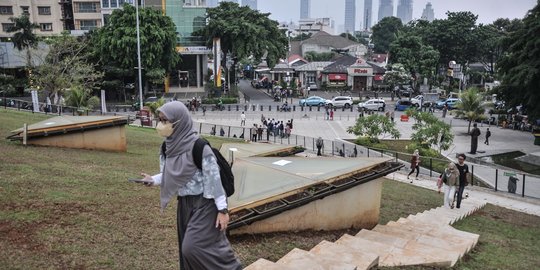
156 120 177 137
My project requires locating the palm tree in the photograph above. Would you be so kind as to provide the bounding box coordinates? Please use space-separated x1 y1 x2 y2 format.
7 15 39 68
455 88 486 133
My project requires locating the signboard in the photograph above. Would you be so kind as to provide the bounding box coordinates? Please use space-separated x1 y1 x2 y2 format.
213 38 221 87
176 46 212 55
503 172 517 177
31 90 39 113
101 90 107 113
348 67 373 76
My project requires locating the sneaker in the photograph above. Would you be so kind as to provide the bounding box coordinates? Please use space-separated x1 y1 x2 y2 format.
410 180 413 183
450 201 454 209
407 176 410 180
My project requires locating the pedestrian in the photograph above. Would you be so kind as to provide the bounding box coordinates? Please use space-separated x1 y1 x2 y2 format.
329 109 334 121
139 101 242 270
442 104 448 118
484 128 491 145
353 147 358 157
407 149 420 182
438 162 460 208
257 125 263 141
390 110 395 122
251 124 257 142
219 127 225 137
455 153 470 209
202 106 206 116
470 123 481 154
316 137 324 156
240 112 246 126
325 107 330 120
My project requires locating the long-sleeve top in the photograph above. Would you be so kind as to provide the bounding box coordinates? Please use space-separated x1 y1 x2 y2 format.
152 146 227 210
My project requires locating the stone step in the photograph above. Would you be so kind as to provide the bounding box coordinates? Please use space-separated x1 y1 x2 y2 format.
309 240 379 270
335 234 452 267
276 248 357 270
378 222 479 251
244 258 294 270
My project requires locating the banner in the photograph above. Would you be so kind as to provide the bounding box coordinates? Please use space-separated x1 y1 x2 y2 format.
213 38 221 87
101 90 107 113
31 90 39 112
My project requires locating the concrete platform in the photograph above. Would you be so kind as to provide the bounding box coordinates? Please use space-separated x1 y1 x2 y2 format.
309 240 379 270
276 248 357 270
244 258 294 270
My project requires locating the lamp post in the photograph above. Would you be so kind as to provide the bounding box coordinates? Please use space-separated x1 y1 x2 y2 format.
135 0 144 114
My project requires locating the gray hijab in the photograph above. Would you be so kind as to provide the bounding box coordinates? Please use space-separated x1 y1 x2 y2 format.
158 101 199 209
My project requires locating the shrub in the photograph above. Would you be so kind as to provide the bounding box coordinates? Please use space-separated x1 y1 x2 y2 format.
407 142 439 158
201 97 238 104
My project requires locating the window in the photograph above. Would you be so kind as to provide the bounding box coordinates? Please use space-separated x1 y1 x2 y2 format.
21 6 29 15
102 0 109 8
78 20 98 30
38 6 51 15
2 23 14 32
0 6 13 15
76 2 99 13
40 23 53 31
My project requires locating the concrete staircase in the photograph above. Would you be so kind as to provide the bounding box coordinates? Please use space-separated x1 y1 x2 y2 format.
244 198 487 269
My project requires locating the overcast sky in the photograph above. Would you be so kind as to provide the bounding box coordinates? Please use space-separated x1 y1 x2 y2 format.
257 0 537 30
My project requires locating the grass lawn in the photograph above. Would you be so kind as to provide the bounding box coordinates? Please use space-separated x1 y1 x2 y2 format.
1 109 538 269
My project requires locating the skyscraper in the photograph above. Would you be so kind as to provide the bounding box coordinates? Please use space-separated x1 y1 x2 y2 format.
397 0 413 23
300 0 311 19
421 2 435 22
378 0 394 22
242 0 257 10
363 0 372 30
344 0 356 33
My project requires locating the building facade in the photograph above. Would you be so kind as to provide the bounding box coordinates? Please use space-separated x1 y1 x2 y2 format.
396 0 413 24
207 0 219 7
297 18 334 35
0 0 65 38
300 0 310 19
378 0 393 22
242 0 257 10
363 0 372 30
344 0 356 33
421 2 434 22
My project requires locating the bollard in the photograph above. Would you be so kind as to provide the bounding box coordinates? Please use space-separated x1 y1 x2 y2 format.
260 105 263 111
430 159 433 177
471 165 474 186
269 105 271 111
309 106 312 111
317 105 320 111
522 174 526 197
244 105 248 111
293 105 296 111
252 105 255 111
495 169 498 191
228 105 231 111
199 123 202 134
301 106 304 111
236 105 239 111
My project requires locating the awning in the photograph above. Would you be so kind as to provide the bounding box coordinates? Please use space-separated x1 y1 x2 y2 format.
329 74 347 81
374 75 384 81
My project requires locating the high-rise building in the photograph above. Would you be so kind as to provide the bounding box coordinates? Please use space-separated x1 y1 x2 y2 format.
207 0 219 7
378 0 393 22
421 2 434 22
344 0 356 33
363 0 372 30
396 0 413 23
300 0 310 19
242 0 256 9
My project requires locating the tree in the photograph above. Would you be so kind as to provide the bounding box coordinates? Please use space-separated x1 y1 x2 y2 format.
91 5 179 92
33 33 102 104
389 35 439 89
196 2 288 71
291 33 312 41
7 15 39 68
383 64 410 91
65 85 100 113
347 114 401 142
371 17 403 53
497 3 540 120
455 88 486 133
304 51 335 61
406 109 454 151
339 32 358 42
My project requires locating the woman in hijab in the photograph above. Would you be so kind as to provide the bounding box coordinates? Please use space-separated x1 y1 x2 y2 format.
140 101 242 270
440 162 460 209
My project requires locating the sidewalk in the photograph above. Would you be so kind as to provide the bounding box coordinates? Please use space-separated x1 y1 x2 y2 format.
387 171 540 217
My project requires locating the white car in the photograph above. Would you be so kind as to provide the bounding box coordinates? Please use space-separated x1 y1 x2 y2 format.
358 99 386 111
410 95 423 106
325 96 353 108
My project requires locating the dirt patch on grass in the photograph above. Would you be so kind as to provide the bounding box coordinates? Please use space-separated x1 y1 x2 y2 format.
472 206 540 228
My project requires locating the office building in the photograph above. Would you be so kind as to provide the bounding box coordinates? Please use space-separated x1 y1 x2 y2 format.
242 0 257 10
344 0 356 33
300 0 310 19
207 0 219 7
378 0 393 22
421 2 434 22
363 0 372 30
396 0 413 23
0 0 66 38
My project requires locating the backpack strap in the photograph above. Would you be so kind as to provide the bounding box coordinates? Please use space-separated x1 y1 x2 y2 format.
192 138 209 170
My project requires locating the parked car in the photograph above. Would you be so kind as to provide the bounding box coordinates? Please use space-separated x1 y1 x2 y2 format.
325 96 353 108
307 82 318 91
299 96 326 106
436 98 461 110
358 98 386 111
395 99 414 111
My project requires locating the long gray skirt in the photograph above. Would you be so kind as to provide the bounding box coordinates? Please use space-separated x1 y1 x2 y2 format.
177 194 242 270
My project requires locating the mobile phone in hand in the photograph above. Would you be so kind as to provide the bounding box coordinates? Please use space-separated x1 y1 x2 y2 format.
128 178 153 184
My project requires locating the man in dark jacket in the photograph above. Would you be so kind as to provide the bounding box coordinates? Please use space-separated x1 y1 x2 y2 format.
455 153 470 209
470 123 481 154
484 128 491 145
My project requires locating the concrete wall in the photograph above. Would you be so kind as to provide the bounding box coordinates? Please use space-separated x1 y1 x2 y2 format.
232 178 383 235
28 126 127 152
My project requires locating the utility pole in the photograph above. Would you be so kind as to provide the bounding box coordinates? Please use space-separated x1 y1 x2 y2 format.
135 0 143 114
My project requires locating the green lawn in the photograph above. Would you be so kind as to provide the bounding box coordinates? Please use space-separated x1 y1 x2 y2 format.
1 109 538 269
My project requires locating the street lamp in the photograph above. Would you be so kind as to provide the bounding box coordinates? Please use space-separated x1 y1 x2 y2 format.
135 0 144 114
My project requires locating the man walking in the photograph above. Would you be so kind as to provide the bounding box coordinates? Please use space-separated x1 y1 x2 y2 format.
484 128 491 145
455 154 470 209
240 112 246 126
316 137 324 156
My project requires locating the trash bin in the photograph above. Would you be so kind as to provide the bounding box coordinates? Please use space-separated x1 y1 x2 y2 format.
508 176 519 194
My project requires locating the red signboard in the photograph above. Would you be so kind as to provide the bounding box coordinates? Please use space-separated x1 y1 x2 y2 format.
328 74 347 81
374 75 384 81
